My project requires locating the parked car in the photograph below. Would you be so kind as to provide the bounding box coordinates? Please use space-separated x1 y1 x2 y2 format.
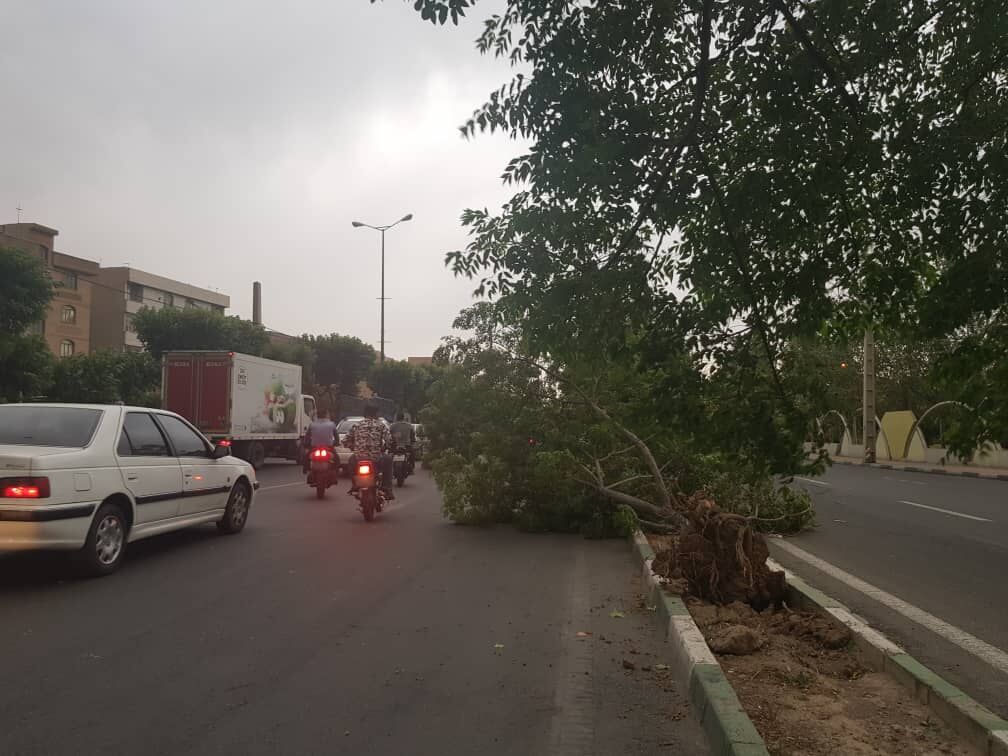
0 403 257 575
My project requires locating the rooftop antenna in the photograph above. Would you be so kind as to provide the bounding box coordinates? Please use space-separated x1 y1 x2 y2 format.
16 203 23 223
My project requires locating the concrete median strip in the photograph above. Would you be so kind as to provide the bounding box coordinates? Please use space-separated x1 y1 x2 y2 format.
629 529 770 756
768 556 1008 756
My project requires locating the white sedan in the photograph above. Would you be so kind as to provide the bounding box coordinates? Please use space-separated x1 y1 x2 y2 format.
0 403 258 575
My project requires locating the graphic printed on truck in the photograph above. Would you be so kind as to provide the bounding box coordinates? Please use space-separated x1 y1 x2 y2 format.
237 364 299 434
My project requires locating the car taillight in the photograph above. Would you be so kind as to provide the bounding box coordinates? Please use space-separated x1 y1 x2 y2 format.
1 477 50 499
312 448 330 459
357 463 372 476
218 439 232 447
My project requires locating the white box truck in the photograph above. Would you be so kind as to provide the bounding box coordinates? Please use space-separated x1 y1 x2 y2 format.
162 351 316 469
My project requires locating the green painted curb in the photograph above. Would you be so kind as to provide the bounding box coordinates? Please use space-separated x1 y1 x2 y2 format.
690 663 769 756
784 576 846 611
631 531 770 755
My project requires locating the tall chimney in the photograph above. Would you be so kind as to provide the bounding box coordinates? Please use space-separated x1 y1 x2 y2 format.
252 281 262 325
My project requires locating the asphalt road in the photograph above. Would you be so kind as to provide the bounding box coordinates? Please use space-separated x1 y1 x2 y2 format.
0 465 706 756
778 464 1008 716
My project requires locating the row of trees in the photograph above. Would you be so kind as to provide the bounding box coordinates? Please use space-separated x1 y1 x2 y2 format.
0 247 437 416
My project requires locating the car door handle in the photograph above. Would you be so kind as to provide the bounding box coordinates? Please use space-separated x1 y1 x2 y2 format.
127 475 139 481
184 473 193 479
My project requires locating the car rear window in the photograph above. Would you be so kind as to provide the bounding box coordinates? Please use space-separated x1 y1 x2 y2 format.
0 406 103 447
337 419 362 434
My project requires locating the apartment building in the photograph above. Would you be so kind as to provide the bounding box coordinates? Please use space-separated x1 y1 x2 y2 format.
91 267 230 352
0 222 100 356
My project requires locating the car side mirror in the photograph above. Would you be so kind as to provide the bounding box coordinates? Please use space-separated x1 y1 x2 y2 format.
212 443 231 460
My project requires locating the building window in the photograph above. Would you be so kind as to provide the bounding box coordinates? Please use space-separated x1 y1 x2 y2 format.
38 245 48 262
161 292 174 308
59 339 75 357
124 314 136 333
186 298 197 309
61 270 78 290
61 305 77 324
128 283 144 303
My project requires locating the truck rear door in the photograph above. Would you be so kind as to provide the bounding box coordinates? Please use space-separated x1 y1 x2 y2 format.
163 355 199 422
197 354 232 435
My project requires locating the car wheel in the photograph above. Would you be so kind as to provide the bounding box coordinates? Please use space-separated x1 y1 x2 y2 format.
78 502 128 576
217 482 251 534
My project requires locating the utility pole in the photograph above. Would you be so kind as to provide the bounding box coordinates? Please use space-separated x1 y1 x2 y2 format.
862 327 877 463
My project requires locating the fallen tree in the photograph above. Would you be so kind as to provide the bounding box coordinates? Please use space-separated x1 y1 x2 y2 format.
425 302 802 607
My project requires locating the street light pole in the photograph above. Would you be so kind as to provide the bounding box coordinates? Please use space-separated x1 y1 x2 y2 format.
380 228 385 362
351 213 413 364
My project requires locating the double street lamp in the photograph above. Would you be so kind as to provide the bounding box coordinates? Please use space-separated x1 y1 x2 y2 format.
351 213 413 363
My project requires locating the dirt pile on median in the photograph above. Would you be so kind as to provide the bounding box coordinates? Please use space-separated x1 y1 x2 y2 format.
646 535 976 754
686 597 976 755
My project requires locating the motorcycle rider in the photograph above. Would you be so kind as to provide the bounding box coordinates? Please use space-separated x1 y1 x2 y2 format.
346 404 395 499
302 408 337 474
389 411 416 473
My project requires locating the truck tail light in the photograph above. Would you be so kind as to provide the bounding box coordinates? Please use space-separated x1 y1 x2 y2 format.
1 477 51 499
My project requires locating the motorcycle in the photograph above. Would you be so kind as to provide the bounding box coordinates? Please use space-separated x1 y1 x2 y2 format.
350 458 386 522
391 444 413 488
307 446 337 499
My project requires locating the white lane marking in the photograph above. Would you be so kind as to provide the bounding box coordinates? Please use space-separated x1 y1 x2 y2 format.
884 476 926 486
259 481 306 491
794 476 831 487
773 540 1008 676
898 499 992 523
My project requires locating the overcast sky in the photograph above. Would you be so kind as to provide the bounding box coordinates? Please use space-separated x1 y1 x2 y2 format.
2 0 517 359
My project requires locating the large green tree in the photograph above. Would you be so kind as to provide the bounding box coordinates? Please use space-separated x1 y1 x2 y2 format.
49 350 161 406
367 360 442 417
0 248 54 401
389 0 1008 463
304 333 376 399
132 306 268 359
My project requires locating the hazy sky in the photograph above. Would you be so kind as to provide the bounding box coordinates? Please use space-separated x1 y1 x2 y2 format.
2 0 518 359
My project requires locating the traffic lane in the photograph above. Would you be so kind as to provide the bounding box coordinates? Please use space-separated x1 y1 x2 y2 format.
787 480 1008 652
795 467 1008 555
808 463 1008 523
0 470 705 755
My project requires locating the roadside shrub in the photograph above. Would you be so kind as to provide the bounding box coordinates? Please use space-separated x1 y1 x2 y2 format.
430 450 512 525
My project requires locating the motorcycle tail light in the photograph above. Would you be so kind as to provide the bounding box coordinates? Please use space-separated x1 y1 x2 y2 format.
357 463 372 476
312 448 330 459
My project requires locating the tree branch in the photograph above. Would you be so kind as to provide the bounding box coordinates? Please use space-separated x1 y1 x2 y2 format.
772 0 864 127
697 149 790 405
609 0 715 266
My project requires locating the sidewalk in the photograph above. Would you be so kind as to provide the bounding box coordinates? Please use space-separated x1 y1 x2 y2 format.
830 455 1008 481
